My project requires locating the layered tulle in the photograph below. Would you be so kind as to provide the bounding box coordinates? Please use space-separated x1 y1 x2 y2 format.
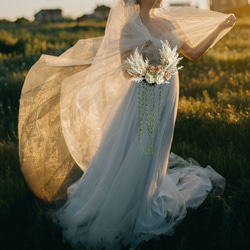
55 75 225 249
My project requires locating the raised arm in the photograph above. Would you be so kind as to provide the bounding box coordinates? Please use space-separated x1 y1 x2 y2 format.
180 14 236 61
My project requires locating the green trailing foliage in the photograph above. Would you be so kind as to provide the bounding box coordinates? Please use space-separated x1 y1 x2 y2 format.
138 81 162 155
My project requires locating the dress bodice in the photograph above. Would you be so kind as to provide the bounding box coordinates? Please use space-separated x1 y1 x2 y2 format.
140 17 181 65
143 31 180 65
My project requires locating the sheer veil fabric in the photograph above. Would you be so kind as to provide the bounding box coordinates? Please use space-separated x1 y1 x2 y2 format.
18 0 235 248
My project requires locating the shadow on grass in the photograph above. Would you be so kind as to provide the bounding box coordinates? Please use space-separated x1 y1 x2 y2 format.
0 192 73 250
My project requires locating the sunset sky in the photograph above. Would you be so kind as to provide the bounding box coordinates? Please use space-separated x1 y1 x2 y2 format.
0 0 213 21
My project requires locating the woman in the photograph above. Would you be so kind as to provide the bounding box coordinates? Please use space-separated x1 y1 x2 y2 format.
18 0 236 249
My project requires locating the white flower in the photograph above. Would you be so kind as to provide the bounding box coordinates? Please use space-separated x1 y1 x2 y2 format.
155 72 165 85
159 40 183 73
145 72 155 84
124 48 148 79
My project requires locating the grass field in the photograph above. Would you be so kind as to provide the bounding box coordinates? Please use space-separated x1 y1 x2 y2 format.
0 17 249 250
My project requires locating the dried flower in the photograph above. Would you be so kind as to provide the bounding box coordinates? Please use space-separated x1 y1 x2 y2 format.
149 66 156 73
156 65 164 72
165 71 172 80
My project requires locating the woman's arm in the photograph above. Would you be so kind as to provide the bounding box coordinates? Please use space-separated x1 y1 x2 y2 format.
180 14 236 61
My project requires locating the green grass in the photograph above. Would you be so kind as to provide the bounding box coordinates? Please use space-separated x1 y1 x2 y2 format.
0 19 250 250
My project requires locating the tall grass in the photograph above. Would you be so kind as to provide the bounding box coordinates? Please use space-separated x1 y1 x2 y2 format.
0 19 249 250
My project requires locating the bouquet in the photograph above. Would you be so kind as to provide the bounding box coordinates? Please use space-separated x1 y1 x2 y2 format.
124 40 183 85
124 40 183 155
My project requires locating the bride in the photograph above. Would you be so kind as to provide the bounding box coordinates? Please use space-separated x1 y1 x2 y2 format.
18 0 236 249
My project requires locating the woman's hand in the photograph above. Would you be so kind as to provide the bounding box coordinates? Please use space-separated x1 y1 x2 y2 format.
219 14 236 30
144 40 153 47
180 14 236 61
139 40 153 52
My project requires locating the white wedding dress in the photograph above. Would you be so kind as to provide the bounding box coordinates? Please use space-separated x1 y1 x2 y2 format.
55 56 225 250
18 1 234 249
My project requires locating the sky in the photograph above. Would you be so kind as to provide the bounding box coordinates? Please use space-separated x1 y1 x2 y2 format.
0 0 249 21
0 0 210 21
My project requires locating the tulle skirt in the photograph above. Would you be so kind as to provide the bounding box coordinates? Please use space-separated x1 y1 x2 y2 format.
55 76 225 249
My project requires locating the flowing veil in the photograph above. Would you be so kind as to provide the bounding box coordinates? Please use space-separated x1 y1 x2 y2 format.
19 0 235 202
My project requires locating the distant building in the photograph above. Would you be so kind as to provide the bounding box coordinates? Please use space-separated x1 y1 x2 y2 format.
94 5 110 19
170 2 191 7
169 1 199 7
34 9 62 22
0 19 10 23
210 0 248 12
